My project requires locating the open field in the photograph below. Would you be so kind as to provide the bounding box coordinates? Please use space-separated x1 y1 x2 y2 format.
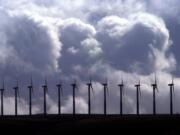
0 114 180 134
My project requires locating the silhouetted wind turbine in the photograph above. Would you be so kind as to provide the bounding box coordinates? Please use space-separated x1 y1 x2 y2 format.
0 80 5 116
151 75 158 115
86 78 94 115
56 82 63 115
102 79 108 115
28 78 33 116
42 79 48 115
13 80 19 116
168 77 175 115
71 80 78 115
135 80 141 115
118 80 124 116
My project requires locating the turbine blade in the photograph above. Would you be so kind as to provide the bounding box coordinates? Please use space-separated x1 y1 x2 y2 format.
106 85 109 96
45 78 48 93
172 76 175 97
45 78 47 86
90 84 94 95
89 77 94 95
138 79 141 86
172 76 174 85
76 80 79 90
60 85 63 96
154 74 159 92
31 77 33 87
89 76 92 84
16 80 20 97
2 79 5 96
106 78 108 85
31 77 34 93
156 87 159 93
17 88 21 103
155 74 157 85
16 79 19 88
139 87 141 97
173 85 175 98
2 78 5 90
17 86 20 98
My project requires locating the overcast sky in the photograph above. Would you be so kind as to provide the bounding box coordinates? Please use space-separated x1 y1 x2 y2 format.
0 0 180 115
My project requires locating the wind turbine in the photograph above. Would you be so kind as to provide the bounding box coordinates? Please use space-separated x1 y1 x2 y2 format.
101 79 108 116
0 80 5 116
56 82 63 115
13 80 19 116
135 80 141 115
151 75 158 115
42 79 48 115
71 80 78 115
86 78 94 115
27 78 33 116
168 77 175 115
118 80 124 116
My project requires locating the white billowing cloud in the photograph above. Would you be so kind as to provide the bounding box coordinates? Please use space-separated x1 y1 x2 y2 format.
150 47 176 72
81 38 102 57
46 94 58 114
67 46 79 55
96 13 175 74
97 15 130 41
58 18 100 76
147 0 180 20
0 13 61 77
62 96 88 114
130 13 170 51
3 96 40 115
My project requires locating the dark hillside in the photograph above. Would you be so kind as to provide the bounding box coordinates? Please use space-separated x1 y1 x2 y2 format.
0 114 180 134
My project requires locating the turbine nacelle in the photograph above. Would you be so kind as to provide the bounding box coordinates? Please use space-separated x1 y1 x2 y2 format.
168 84 174 86
42 79 48 91
168 77 175 95
135 84 140 87
71 79 78 88
151 75 158 92
102 83 108 87
56 84 62 87
118 84 124 87
56 83 63 95
135 80 141 96
71 83 77 89
28 78 33 89
118 80 124 87
86 81 94 95
168 78 174 88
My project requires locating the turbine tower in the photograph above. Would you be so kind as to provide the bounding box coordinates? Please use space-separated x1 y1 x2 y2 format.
42 79 48 115
168 78 175 115
71 80 78 115
13 80 19 116
56 83 63 115
151 75 158 115
0 80 5 116
118 80 124 116
86 78 94 115
135 81 141 115
102 79 108 116
27 78 33 116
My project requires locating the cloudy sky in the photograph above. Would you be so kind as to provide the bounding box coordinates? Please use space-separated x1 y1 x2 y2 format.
0 0 180 115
